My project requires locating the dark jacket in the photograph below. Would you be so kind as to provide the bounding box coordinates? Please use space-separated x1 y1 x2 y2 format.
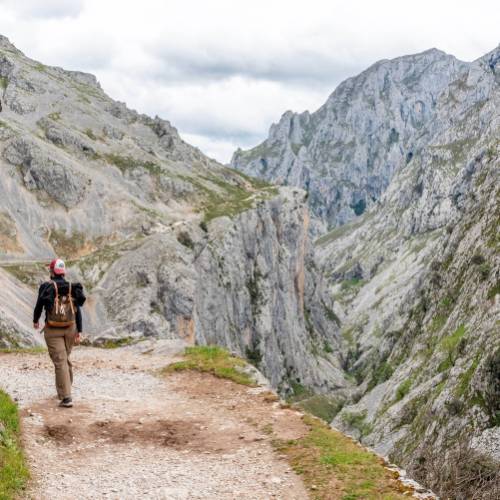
33 276 86 333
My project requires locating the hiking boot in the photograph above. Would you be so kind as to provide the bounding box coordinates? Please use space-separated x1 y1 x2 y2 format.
59 397 73 408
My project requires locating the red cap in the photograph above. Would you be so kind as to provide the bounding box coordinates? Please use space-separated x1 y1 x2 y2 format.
49 258 66 275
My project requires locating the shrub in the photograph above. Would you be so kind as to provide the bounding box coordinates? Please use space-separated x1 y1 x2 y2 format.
478 262 491 281
414 437 500 499
176 231 194 250
395 379 412 401
471 253 486 265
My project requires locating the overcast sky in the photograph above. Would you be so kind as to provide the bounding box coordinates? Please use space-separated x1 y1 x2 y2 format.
0 1 498 162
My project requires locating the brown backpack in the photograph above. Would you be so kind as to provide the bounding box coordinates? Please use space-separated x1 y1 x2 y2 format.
46 281 76 328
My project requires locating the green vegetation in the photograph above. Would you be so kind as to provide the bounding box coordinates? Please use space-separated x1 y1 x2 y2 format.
84 128 97 141
367 361 394 391
455 357 480 398
99 337 137 349
0 390 29 499
48 112 61 121
341 410 373 438
0 76 8 90
438 325 467 372
274 415 410 499
164 346 255 386
322 301 341 326
176 231 194 250
246 268 263 315
395 378 412 401
49 229 87 258
487 281 500 300
0 346 46 354
1 262 47 289
340 278 364 293
104 154 162 176
294 395 344 423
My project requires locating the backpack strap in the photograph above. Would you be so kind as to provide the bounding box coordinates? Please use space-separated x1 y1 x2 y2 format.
68 283 75 315
51 280 59 312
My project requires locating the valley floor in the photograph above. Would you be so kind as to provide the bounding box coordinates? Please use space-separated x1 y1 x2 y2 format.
0 342 308 499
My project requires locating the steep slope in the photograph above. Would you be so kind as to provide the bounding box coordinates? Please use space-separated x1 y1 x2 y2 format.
232 48 489 233
0 35 346 393
234 45 500 496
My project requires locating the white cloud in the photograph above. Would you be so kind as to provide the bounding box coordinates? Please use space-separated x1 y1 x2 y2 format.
0 0 498 162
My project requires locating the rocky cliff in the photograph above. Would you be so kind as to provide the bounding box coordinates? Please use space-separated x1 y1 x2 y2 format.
0 35 345 393
232 48 496 234
234 45 500 496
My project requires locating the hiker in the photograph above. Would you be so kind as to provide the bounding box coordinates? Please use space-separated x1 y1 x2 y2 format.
33 258 86 408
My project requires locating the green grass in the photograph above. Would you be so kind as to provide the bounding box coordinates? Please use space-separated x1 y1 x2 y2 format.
163 346 256 386
0 77 8 90
341 410 373 438
438 325 467 372
455 357 480 398
395 379 412 401
104 154 163 176
274 415 410 499
0 346 46 354
487 281 500 300
99 337 137 349
0 390 29 499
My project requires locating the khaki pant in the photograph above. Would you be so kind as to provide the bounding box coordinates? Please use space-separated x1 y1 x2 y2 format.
44 325 76 399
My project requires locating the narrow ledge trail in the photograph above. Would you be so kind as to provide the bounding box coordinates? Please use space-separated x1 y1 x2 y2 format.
0 341 309 500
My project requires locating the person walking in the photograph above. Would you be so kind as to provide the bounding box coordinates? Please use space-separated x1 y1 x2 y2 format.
33 258 86 407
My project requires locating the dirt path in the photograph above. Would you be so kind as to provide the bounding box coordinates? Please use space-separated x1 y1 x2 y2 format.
0 342 309 499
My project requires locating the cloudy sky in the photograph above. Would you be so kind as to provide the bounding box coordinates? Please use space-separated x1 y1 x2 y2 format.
0 1 498 162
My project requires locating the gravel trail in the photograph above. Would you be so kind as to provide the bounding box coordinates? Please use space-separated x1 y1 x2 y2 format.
0 341 308 499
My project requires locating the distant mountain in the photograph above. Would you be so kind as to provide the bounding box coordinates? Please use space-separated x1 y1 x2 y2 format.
232 47 499 234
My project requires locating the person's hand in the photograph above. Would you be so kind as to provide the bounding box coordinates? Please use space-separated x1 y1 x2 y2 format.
75 333 81 346
33 322 40 330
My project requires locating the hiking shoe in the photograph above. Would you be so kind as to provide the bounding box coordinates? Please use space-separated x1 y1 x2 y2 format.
59 398 73 408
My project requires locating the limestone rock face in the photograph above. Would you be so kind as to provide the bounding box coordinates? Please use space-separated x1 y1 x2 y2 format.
232 48 493 233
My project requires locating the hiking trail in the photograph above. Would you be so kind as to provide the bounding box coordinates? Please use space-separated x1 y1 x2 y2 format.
0 342 309 499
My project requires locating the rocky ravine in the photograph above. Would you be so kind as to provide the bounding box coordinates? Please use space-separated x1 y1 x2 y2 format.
0 34 345 394
234 45 500 495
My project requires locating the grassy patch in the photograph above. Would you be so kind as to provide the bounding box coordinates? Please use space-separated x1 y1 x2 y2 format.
163 346 255 386
0 346 46 354
274 415 410 499
437 325 467 372
84 128 97 141
0 76 8 90
395 379 412 401
295 395 344 423
104 154 162 176
0 390 29 499
98 337 137 349
341 410 373 438
1 262 48 289
487 281 500 300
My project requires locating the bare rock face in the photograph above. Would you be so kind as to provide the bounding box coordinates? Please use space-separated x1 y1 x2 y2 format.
3 137 89 208
232 49 487 233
